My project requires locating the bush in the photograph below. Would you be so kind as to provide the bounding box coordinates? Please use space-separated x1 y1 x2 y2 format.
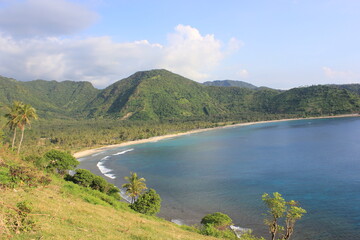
201 212 233 229
91 175 109 192
72 169 94 187
67 169 120 197
42 150 79 175
130 189 161 216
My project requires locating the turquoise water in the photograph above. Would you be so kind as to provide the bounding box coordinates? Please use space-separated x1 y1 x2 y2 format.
79 117 360 239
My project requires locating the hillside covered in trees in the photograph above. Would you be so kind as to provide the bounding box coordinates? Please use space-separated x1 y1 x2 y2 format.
1 69 359 122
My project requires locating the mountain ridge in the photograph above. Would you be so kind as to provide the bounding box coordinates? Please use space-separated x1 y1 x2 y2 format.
1 70 359 120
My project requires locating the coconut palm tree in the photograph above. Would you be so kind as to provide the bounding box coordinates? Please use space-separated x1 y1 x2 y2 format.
4 101 24 149
14 103 38 154
122 172 147 204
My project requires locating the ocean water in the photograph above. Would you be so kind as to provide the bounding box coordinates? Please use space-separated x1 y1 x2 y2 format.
79 117 360 240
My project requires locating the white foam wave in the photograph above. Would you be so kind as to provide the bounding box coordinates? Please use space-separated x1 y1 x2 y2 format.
119 189 132 203
92 152 102 156
101 156 110 161
171 219 184 225
96 159 116 179
112 148 134 155
230 225 252 238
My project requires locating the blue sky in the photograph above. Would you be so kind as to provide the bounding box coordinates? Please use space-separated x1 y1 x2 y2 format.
0 0 359 89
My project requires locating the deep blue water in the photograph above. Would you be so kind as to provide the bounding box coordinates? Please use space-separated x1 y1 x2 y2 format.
79 117 360 240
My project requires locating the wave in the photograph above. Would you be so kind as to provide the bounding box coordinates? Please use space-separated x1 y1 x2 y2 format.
119 189 132 203
92 152 102 156
96 160 116 179
101 156 110 161
112 148 134 155
171 219 184 225
230 225 251 238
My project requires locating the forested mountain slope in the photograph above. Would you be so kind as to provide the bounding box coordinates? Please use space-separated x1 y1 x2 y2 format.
1 70 359 121
0 76 99 118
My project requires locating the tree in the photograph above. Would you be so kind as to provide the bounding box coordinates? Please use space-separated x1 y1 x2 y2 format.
130 188 161 215
262 192 306 240
4 101 23 149
122 172 147 204
42 150 79 175
12 103 38 154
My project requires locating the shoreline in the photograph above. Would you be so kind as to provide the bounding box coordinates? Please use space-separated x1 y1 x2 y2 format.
73 113 359 158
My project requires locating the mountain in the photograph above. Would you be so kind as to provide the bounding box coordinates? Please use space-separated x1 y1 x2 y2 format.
1 70 359 121
269 85 360 115
203 80 258 89
85 69 226 120
0 75 100 118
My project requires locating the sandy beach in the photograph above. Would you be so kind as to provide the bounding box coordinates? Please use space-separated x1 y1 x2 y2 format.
73 114 359 158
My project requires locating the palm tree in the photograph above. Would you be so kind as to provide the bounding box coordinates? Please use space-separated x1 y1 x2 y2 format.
4 101 24 149
122 172 147 204
14 103 38 154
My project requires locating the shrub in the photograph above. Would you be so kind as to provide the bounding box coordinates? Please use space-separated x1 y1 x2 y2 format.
130 189 161 216
72 169 94 187
67 169 120 197
42 150 79 175
91 175 109 192
201 212 233 229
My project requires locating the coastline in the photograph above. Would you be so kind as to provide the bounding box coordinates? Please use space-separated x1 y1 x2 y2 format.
73 113 359 158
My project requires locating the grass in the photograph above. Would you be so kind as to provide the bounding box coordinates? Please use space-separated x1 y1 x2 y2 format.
1 149 219 240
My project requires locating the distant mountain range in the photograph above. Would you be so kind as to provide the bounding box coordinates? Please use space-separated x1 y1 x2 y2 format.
1 69 359 120
203 80 258 89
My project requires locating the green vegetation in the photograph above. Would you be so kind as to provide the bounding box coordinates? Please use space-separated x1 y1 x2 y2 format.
130 189 162 216
122 172 147 204
201 212 233 229
262 192 307 240
1 70 359 123
67 169 120 198
42 149 78 175
1 147 218 239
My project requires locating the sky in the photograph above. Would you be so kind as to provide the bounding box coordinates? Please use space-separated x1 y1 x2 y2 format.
0 0 359 89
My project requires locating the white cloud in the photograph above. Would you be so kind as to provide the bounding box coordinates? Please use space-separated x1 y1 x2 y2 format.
322 67 358 81
0 0 98 38
237 69 249 78
159 25 225 80
0 25 241 88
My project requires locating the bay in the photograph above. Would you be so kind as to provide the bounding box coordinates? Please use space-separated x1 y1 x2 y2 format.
79 117 360 240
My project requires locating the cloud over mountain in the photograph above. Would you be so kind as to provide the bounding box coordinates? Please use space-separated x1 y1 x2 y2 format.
0 24 240 87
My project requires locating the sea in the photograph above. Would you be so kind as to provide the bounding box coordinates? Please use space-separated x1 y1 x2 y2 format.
79 117 360 240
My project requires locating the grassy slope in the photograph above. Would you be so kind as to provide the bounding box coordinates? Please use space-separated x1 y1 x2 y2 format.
1 151 218 240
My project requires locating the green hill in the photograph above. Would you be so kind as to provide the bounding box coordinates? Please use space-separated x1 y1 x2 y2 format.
269 85 360 116
85 70 226 120
0 76 99 118
1 70 359 121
